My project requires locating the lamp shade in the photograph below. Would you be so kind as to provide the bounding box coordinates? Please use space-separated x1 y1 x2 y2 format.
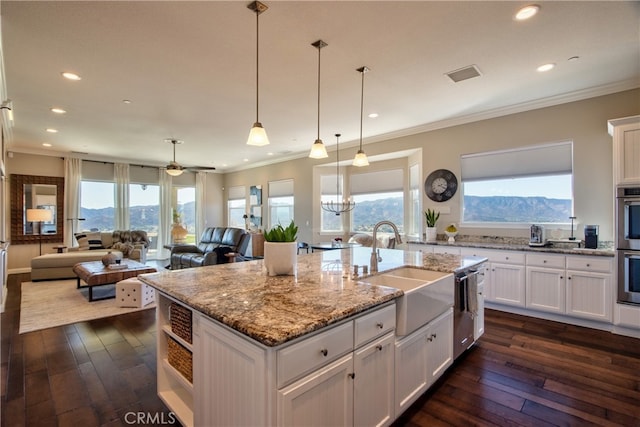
247 122 270 146
309 139 328 159
352 150 370 167
165 168 184 177
26 208 53 222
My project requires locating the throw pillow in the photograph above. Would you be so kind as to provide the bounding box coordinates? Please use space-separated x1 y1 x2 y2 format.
74 232 90 251
87 231 104 250
112 242 134 256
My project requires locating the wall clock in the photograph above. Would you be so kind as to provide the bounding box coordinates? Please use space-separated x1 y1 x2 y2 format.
425 169 458 202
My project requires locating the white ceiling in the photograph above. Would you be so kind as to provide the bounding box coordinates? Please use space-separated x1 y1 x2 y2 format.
2 1 639 172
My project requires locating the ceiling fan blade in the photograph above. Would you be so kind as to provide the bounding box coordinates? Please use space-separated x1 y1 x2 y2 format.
186 166 216 172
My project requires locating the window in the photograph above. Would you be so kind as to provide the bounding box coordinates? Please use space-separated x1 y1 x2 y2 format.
228 186 246 228
80 181 115 231
351 169 404 233
408 164 420 236
173 186 196 243
129 184 159 249
268 179 294 228
461 142 573 224
320 174 344 233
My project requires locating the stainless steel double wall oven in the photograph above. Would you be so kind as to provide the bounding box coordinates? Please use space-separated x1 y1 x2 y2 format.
616 186 640 304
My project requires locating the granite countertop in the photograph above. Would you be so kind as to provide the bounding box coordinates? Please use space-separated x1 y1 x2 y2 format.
408 235 615 257
139 247 483 347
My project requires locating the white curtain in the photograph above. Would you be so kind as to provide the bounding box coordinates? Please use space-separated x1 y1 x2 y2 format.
63 157 82 247
114 163 130 229
195 172 207 242
156 168 173 260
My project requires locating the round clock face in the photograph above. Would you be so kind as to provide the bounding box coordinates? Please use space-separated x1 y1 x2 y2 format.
425 169 458 202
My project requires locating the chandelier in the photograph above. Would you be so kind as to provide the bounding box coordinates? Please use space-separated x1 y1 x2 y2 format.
321 134 355 216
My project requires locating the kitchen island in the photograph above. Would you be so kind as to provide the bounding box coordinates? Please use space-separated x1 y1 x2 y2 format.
139 247 486 426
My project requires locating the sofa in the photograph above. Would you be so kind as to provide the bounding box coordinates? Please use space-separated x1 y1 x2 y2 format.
170 227 250 270
30 230 150 281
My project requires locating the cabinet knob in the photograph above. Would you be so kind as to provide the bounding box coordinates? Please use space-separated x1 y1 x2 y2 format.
543 260 547 263
568 276 572 280
505 257 509 260
586 263 590 267
348 373 355 379
560 276 563 279
376 344 383 351
320 349 328 357
376 322 384 329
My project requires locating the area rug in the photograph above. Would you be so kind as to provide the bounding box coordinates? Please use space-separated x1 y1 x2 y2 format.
19 280 156 334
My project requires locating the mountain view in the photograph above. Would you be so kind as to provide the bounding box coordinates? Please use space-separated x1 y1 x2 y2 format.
80 201 196 233
463 195 571 223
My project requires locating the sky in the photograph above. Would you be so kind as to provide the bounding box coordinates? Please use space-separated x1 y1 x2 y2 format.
80 182 195 209
463 175 572 199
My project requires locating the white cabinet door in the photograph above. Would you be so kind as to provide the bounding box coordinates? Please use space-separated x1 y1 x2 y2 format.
278 353 354 427
609 117 640 185
353 333 395 427
566 270 612 322
475 281 485 340
425 309 453 385
394 323 429 415
196 315 268 427
526 267 566 314
433 246 461 255
489 263 526 307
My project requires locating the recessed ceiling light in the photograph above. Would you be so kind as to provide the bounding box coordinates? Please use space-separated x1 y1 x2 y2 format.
267 152 274 156
243 158 249 162
368 113 379 118
568 56 580 62
50 107 66 114
122 99 132 104
46 128 58 133
42 143 52 147
515 4 540 21
536 63 556 72
61 72 81 81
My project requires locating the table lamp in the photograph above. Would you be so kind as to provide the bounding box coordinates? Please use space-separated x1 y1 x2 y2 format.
26 208 53 255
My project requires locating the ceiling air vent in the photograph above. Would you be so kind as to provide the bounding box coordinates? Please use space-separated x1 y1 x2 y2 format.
445 65 481 83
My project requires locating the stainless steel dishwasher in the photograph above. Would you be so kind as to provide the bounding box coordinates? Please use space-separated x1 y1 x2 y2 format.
453 267 480 359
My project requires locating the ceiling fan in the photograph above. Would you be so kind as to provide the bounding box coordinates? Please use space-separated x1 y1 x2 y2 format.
164 138 216 176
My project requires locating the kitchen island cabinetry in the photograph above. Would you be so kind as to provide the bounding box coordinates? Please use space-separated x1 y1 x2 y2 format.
394 308 453 416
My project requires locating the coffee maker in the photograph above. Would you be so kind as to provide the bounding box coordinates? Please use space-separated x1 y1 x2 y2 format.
584 225 599 249
529 224 546 247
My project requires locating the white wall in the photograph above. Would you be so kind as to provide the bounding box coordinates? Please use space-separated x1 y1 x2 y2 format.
5 89 639 270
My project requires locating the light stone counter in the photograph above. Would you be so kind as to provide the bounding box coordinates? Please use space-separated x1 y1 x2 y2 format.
139 247 479 346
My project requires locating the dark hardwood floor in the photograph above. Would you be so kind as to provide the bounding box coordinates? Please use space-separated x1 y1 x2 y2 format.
2 271 640 426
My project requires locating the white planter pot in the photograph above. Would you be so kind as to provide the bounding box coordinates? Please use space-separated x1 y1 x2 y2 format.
425 227 437 243
263 241 297 276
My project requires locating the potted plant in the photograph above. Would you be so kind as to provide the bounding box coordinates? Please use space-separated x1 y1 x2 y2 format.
263 220 298 276
424 209 440 243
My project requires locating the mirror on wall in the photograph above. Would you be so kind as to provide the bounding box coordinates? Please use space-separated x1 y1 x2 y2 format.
10 174 64 245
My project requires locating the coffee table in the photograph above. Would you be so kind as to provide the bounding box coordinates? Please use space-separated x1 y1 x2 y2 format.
72 260 157 302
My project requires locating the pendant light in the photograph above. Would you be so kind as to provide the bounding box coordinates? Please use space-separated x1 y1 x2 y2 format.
247 1 269 146
308 40 329 159
352 66 370 167
321 134 355 216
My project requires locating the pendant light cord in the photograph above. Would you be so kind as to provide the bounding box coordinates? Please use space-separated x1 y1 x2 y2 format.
317 46 321 141
359 70 365 151
255 11 260 123
335 134 341 201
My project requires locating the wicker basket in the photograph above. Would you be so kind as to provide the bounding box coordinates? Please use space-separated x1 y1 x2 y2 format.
170 302 192 344
167 336 193 383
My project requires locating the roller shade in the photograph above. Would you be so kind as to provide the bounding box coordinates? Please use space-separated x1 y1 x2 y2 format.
351 169 403 195
228 185 245 200
269 179 293 197
321 174 342 196
461 141 573 182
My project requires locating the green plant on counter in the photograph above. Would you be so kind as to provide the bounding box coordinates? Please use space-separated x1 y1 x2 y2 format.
264 220 298 242
424 209 440 228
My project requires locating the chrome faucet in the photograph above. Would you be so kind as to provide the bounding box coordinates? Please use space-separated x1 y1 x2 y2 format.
370 220 403 272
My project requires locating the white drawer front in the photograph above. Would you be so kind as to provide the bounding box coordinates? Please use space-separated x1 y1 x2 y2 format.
354 304 396 348
526 253 565 269
277 321 353 388
566 256 612 273
491 251 525 265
